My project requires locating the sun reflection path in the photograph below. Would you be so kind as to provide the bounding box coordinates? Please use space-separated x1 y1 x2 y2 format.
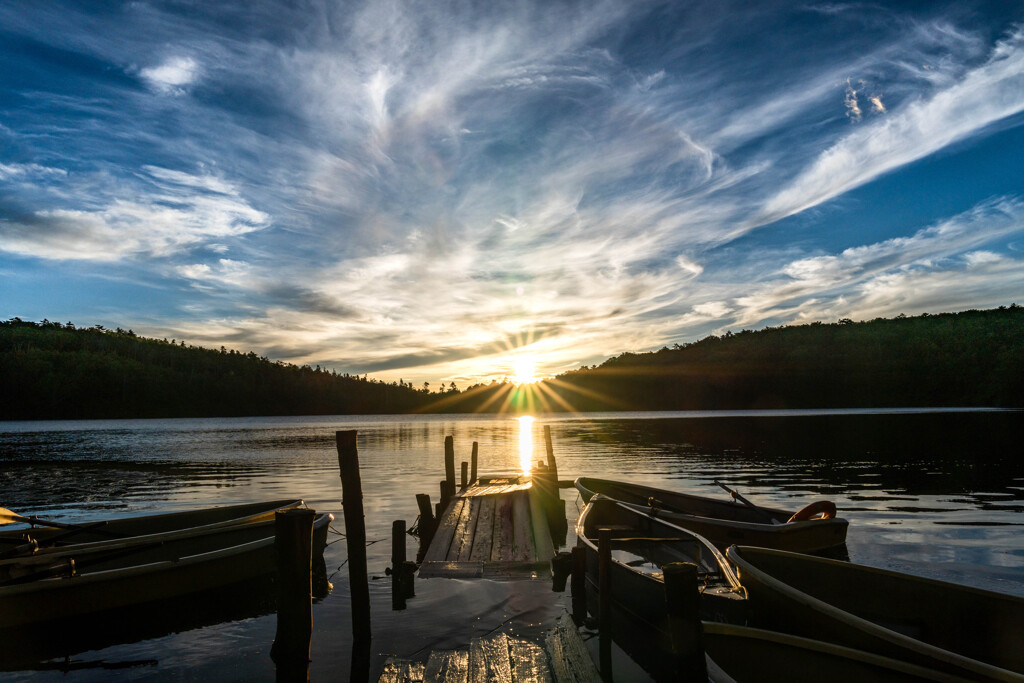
517 415 534 475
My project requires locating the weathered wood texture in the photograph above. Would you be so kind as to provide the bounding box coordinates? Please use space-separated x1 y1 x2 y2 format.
418 478 555 579
377 616 597 683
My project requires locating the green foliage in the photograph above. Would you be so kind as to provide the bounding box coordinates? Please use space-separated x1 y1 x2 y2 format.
0 319 434 419
541 307 1024 410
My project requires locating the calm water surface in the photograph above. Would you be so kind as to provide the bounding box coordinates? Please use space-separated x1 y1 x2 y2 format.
1 409 1022 680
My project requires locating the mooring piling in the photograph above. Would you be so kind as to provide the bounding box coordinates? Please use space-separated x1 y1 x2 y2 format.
270 507 315 677
444 435 456 493
663 562 707 680
470 442 478 484
570 545 588 622
336 430 371 644
460 461 468 491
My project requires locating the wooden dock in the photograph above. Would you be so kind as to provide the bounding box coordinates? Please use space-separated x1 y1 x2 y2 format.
418 475 555 579
377 615 599 683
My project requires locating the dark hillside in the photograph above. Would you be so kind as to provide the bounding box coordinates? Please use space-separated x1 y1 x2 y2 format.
540 307 1024 411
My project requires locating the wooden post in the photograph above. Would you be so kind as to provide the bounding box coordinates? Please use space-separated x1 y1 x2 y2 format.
392 519 407 611
460 461 468 490
415 493 435 544
270 508 315 671
571 545 587 621
663 562 707 681
336 430 371 644
543 425 558 481
470 442 478 484
444 435 456 492
598 528 612 680
551 551 572 592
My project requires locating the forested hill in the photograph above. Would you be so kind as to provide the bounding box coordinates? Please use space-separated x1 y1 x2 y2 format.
0 320 435 419
541 307 1024 411
1 306 1022 420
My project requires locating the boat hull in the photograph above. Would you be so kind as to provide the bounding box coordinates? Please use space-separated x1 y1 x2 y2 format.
576 477 848 553
727 545 1024 682
0 512 332 629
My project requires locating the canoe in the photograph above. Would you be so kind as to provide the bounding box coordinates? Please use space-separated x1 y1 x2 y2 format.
0 499 309 582
727 545 1024 682
0 498 305 555
701 623 968 682
575 477 848 552
0 511 332 629
576 494 747 635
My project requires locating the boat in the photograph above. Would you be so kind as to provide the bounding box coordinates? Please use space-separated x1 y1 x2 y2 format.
576 494 747 636
575 477 848 552
0 499 310 582
0 510 332 630
727 545 1024 682
701 623 968 682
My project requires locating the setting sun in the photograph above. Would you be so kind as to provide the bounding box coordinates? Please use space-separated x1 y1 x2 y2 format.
514 356 536 385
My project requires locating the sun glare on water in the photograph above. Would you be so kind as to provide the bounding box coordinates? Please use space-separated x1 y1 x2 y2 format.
514 356 536 384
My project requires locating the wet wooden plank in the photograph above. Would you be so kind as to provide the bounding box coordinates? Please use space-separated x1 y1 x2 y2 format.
468 633 511 683
490 494 516 563
422 497 466 563
424 650 468 683
509 639 551 683
453 496 482 561
544 615 601 683
468 495 496 562
527 487 555 565
510 490 534 562
378 658 425 683
460 482 531 497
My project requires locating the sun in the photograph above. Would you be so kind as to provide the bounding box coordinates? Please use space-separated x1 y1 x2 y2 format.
513 356 536 384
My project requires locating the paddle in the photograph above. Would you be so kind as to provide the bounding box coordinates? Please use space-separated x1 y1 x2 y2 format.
0 507 89 531
713 480 783 524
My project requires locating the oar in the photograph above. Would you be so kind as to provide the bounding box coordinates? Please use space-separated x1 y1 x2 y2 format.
713 480 782 524
0 507 87 530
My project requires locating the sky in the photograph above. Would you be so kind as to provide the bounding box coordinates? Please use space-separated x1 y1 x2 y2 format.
1 1 1023 387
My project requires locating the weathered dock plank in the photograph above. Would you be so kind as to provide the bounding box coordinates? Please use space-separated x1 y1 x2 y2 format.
545 615 601 683
423 497 467 563
509 639 552 683
468 632 511 683
468 494 496 562
424 650 468 682
510 490 533 563
379 657 426 683
490 494 516 564
451 496 482 562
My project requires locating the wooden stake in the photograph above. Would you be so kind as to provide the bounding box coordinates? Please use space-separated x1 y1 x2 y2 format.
663 562 707 681
470 442 478 484
336 430 371 643
598 528 612 679
392 519 407 611
444 435 456 492
461 461 468 491
270 508 315 671
543 425 558 481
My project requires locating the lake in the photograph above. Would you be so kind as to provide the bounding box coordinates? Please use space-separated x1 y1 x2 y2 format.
1 409 1022 680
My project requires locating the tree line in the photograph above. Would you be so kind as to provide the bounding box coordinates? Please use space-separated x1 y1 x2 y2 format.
1 306 1021 420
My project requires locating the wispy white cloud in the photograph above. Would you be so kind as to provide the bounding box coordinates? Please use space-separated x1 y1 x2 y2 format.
762 28 1024 224
139 56 200 94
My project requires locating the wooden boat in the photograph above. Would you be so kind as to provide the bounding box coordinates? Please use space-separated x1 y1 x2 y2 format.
701 623 968 682
0 511 332 629
727 545 1024 682
0 499 309 582
575 477 848 552
576 494 747 634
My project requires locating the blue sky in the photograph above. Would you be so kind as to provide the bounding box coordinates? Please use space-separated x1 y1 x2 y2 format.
2 1 1023 386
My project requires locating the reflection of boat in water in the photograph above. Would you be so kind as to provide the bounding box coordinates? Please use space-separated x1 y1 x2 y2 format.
575 477 848 553
0 504 333 667
576 494 747 634
728 545 1024 682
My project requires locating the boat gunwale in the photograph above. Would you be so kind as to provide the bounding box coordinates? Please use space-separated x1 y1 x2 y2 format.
727 544 1024 681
